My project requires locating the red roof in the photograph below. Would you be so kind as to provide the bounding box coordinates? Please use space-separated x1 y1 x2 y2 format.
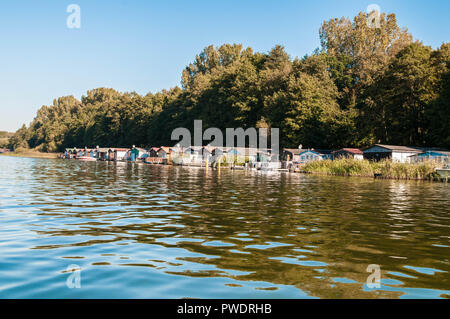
340 148 363 155
159 147 172 153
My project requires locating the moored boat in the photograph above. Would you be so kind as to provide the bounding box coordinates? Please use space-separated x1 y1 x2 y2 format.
436 164 450 178
257 162 286 172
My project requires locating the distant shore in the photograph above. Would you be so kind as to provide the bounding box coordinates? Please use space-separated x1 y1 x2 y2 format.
1 151 446 182
0 150 58 159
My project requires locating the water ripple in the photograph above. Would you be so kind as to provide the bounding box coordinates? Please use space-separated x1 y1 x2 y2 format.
0 156 449 298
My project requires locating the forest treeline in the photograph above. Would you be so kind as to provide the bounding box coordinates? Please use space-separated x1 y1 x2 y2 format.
7 11 450 152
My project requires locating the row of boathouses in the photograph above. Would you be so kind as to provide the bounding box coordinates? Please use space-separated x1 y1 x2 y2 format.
63 144 450 166
283 145 450 164
64 145 275 167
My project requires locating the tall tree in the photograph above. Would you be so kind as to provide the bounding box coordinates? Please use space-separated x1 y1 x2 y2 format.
426 43 450 148
320 12 412 106
361 43 438 145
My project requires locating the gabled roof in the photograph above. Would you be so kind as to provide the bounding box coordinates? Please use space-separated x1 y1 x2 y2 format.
299 150 322 156
203 146 216 153
413 151 450 157
158 146 173 153
365 144 422 153
334 148 363 155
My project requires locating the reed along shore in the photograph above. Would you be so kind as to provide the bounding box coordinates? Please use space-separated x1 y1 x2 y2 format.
301 158 442 181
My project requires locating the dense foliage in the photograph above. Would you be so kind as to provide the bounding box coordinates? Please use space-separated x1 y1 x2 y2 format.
0 131 13 148
8 12 449 152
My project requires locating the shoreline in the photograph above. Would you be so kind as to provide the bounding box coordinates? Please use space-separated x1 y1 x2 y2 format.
147 161 448 182
0 151 59 159
1 153 447 182
298 170 443 182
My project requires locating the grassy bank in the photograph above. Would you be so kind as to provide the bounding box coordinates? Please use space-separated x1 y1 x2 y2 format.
302 158 441 180
0 148 59 159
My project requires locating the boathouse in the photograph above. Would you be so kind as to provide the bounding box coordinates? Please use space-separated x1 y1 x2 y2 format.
282 148 304 163
211 147 225 157
409 150 450 164
96 148 111 161
257 150 272 163
363 144 421 163
226 147 260 163
82 148 96 158
298 150 324 164
202 146 212 159
144 147 166 164
185 146 203 160
113 148 129 161
135 148 148 160
333 148 364 160
64 148 77 158
149 147 160 158
157 147 172 159
184 146 202 155
315 149 333 160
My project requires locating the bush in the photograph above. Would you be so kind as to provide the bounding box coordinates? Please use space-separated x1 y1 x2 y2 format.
303 158 373 177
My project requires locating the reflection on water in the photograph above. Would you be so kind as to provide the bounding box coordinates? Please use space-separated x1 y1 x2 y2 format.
0 156 449 298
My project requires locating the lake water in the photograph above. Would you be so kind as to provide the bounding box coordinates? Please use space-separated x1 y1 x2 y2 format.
0 156 449 299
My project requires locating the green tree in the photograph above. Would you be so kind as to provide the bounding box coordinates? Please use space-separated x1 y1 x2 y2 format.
10 11 448 153
426 44 450 148
360 43 438 146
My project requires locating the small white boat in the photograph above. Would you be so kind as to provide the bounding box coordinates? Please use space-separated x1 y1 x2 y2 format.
436 164 450 178
258 162 284 172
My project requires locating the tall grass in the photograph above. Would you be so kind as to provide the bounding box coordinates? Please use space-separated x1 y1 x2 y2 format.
373 160 438 180
302 158 439 180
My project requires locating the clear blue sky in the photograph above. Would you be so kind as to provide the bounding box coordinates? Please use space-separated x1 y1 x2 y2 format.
0 0 448 132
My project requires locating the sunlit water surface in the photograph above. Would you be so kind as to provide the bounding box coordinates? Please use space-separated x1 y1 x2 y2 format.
0 156 449 298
